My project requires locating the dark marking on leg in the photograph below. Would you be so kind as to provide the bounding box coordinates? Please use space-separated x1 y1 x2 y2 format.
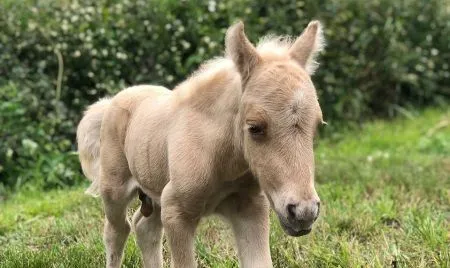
138 189 153 217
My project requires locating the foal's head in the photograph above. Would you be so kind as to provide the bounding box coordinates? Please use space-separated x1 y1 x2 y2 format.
227 21 325 236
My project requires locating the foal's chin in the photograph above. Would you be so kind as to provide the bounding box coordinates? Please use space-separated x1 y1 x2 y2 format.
279 219 312 237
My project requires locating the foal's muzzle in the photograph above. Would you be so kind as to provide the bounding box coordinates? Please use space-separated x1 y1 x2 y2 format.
279 200 320 237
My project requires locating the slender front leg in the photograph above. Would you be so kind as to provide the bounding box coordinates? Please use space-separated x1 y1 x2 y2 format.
217 191 272 268
161 183 200 268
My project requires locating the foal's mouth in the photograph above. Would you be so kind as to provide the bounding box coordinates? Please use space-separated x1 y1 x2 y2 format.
274 207 316 237
266 195 315 237
279 220 312 237
265 195 314 237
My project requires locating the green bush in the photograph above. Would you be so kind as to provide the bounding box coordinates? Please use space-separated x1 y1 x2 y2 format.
2 0 449 119
0 0 449 190
0 83 83 193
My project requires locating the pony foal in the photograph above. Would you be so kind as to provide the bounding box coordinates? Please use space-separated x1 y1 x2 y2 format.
77 20 325 268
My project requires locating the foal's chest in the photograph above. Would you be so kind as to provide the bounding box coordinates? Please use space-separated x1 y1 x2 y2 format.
200 172 258 216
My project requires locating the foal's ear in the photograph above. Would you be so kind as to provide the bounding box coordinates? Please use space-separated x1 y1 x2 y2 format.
225 21 261 83
289 20 325 75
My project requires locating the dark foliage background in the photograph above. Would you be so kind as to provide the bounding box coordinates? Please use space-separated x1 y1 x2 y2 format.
1 0 449 192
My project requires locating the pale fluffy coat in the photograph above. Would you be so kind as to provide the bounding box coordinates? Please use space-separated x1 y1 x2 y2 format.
77 20 325 268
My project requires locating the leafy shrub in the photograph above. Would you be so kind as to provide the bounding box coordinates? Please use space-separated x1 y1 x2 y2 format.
0 0 449 190
0 83 83 193
2 0 449 121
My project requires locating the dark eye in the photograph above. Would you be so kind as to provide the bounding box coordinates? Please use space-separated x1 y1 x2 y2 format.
248 124 266 137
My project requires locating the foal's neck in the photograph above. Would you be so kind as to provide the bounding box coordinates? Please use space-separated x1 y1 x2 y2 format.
174 59 248 180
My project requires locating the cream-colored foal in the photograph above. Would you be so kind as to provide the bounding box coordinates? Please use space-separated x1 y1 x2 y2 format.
77 20 325 268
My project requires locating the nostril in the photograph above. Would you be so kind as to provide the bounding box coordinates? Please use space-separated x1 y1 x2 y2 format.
287 203 298 219
315 201 321 219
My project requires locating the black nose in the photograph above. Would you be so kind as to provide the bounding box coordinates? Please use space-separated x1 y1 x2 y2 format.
287 203 298 219
286 201 320 225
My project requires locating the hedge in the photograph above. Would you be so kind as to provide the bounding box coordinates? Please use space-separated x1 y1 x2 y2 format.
0 0 449 190
0 83 83 192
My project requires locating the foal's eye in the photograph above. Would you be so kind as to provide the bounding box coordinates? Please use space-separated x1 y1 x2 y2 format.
248 124 266 138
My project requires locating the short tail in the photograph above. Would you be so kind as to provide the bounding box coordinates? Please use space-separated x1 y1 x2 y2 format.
76 98 111 197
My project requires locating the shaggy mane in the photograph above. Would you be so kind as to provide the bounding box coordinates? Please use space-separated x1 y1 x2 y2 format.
255 35 295 56
176 34 296 90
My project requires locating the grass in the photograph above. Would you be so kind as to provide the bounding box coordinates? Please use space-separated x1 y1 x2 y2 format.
1 108 449 267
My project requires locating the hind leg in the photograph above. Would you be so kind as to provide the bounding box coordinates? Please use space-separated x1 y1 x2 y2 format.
101 171 136 268
98 99 139 267
132 203 163 268
102 192 134 268
100 145 136 267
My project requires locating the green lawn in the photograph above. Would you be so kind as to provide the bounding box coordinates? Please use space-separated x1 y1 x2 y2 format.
1 109 449 268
